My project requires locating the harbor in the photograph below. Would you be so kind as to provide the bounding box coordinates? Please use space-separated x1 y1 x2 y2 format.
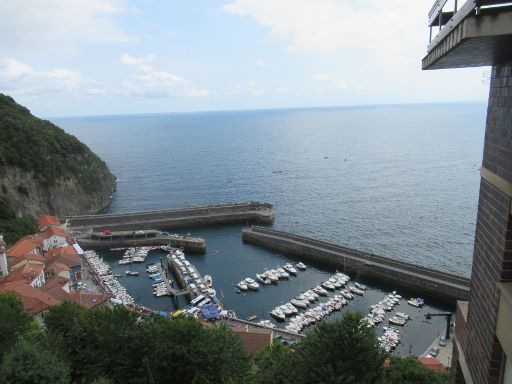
82 224 454 356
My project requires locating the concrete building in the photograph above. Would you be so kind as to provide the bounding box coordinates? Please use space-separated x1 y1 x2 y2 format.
422 1 512 383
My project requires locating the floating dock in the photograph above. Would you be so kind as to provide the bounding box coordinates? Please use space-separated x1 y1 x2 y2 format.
77 230 206 254
242 226 470 302
66 202 274 231
167 252 212 302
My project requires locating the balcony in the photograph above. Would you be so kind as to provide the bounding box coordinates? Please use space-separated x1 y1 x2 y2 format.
423 0 512 69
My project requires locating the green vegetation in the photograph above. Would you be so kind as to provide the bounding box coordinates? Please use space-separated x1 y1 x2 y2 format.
0 93 114 192
0 196 37 245
0 293 451 384
382 356 450 384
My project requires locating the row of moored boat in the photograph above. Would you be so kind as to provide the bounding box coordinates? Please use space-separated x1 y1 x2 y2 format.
83 250 134 305
236 262 307 292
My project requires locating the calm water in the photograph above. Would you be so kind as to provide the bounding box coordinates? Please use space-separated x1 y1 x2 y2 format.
53 102 486 355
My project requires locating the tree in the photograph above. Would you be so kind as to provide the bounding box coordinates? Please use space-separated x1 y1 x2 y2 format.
0 293 35 360
0 336 71 384
382 356 450 384
146 317 251 384
251 341 292 384
289 312 386 384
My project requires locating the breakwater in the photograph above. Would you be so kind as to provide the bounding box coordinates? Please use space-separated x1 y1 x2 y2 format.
66 202 274 231
78 230 206 253
242 226 470 302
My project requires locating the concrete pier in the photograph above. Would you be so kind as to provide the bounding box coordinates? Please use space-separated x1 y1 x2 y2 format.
242 226 470 302
66 202 274 231
77 230 206 254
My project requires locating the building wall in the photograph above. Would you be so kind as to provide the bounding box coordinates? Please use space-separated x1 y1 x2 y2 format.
458 60 512 384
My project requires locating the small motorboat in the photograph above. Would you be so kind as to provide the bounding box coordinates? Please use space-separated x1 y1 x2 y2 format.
348 285 364 295
236 281 248 291
296 262 307 270
321 281 336 291
125 271 139 276
256 273 271 285
290 298 308 309
354 282 367 290
279 305 293 316
271 308 286 321
118 259 131 265
204 275 213 287
234 287 241 294
264 270 279 284
312 285 328 296
340 289 354 300
408 297 425 307
283 263 297 275
276 267 290 279
245 277 260 290
395 312 410 320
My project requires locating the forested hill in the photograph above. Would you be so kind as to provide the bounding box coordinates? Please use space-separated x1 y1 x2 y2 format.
0 94 116 222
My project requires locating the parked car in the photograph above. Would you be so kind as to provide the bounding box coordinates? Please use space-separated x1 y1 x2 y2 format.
439 336 447 347
429 347 440 357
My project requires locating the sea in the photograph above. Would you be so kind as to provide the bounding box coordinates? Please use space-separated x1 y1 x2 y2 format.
52 102 486 355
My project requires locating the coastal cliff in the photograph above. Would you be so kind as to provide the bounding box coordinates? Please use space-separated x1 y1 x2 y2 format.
0 94 116 218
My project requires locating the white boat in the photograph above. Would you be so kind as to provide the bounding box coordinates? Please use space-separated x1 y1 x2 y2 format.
283 263 297 275
389 316 406 326
264 270 279 284
236 281 248 291
321 281 336 291
244 277 260 290
257 320 276 329
290 298 308 309
408 297 425 307
125 271 139 276
296 262 307 270
354 282 367 290
118 259 131 265
279 305 293 316
204 275 213 287
312 285 328 296
271 308 286 321
256 273 271 285
340 289 354 300
276 267 290 279
395 312 410 320
348 285 364 295
329 277 343 289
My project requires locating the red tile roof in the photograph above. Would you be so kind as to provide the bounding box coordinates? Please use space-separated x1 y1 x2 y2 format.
418 357 445 372
3 263 44 284
47 251 80 269
231 326 273 355
0 282 61 314
6 236 43 258
46 262 69 275
42 226 66 239
43 275 70 290
37 215 60 229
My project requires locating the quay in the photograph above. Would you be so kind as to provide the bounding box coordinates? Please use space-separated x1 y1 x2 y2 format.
242 226 470 302
66 202 274 231
77 229 206 254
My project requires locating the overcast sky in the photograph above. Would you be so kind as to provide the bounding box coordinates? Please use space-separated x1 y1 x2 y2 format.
0 0 490 117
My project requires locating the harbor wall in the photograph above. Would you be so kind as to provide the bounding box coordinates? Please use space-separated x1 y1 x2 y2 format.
66 202 274 231
242 227 470 302
77 236 206 254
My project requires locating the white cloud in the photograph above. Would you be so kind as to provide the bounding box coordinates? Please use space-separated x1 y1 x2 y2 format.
120 53 209 98
246 80 265 95
313 73 346 89
256 59 267 68
223 0 428 58
0 0 134 53
0 58 85 95
275 85 287 92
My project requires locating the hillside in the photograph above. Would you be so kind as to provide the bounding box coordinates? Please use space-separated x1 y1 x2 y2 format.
0 94 116 220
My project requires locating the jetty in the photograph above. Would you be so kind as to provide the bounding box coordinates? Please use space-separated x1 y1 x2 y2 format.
66 202 274 231
242 226 470 302
77 230 206 254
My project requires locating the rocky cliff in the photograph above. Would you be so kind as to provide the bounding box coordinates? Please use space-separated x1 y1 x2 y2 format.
0 94 116 217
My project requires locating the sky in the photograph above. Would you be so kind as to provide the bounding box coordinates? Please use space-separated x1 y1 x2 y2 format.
0 0 490 117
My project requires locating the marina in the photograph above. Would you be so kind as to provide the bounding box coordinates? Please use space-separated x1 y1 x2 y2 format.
84 225 454 356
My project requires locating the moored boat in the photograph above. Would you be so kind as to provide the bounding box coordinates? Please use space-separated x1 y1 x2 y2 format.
283 263 297 275
296 262 307 270
245 277 260 290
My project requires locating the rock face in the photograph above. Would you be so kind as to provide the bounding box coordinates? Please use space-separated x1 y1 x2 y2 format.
0 94 116 217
